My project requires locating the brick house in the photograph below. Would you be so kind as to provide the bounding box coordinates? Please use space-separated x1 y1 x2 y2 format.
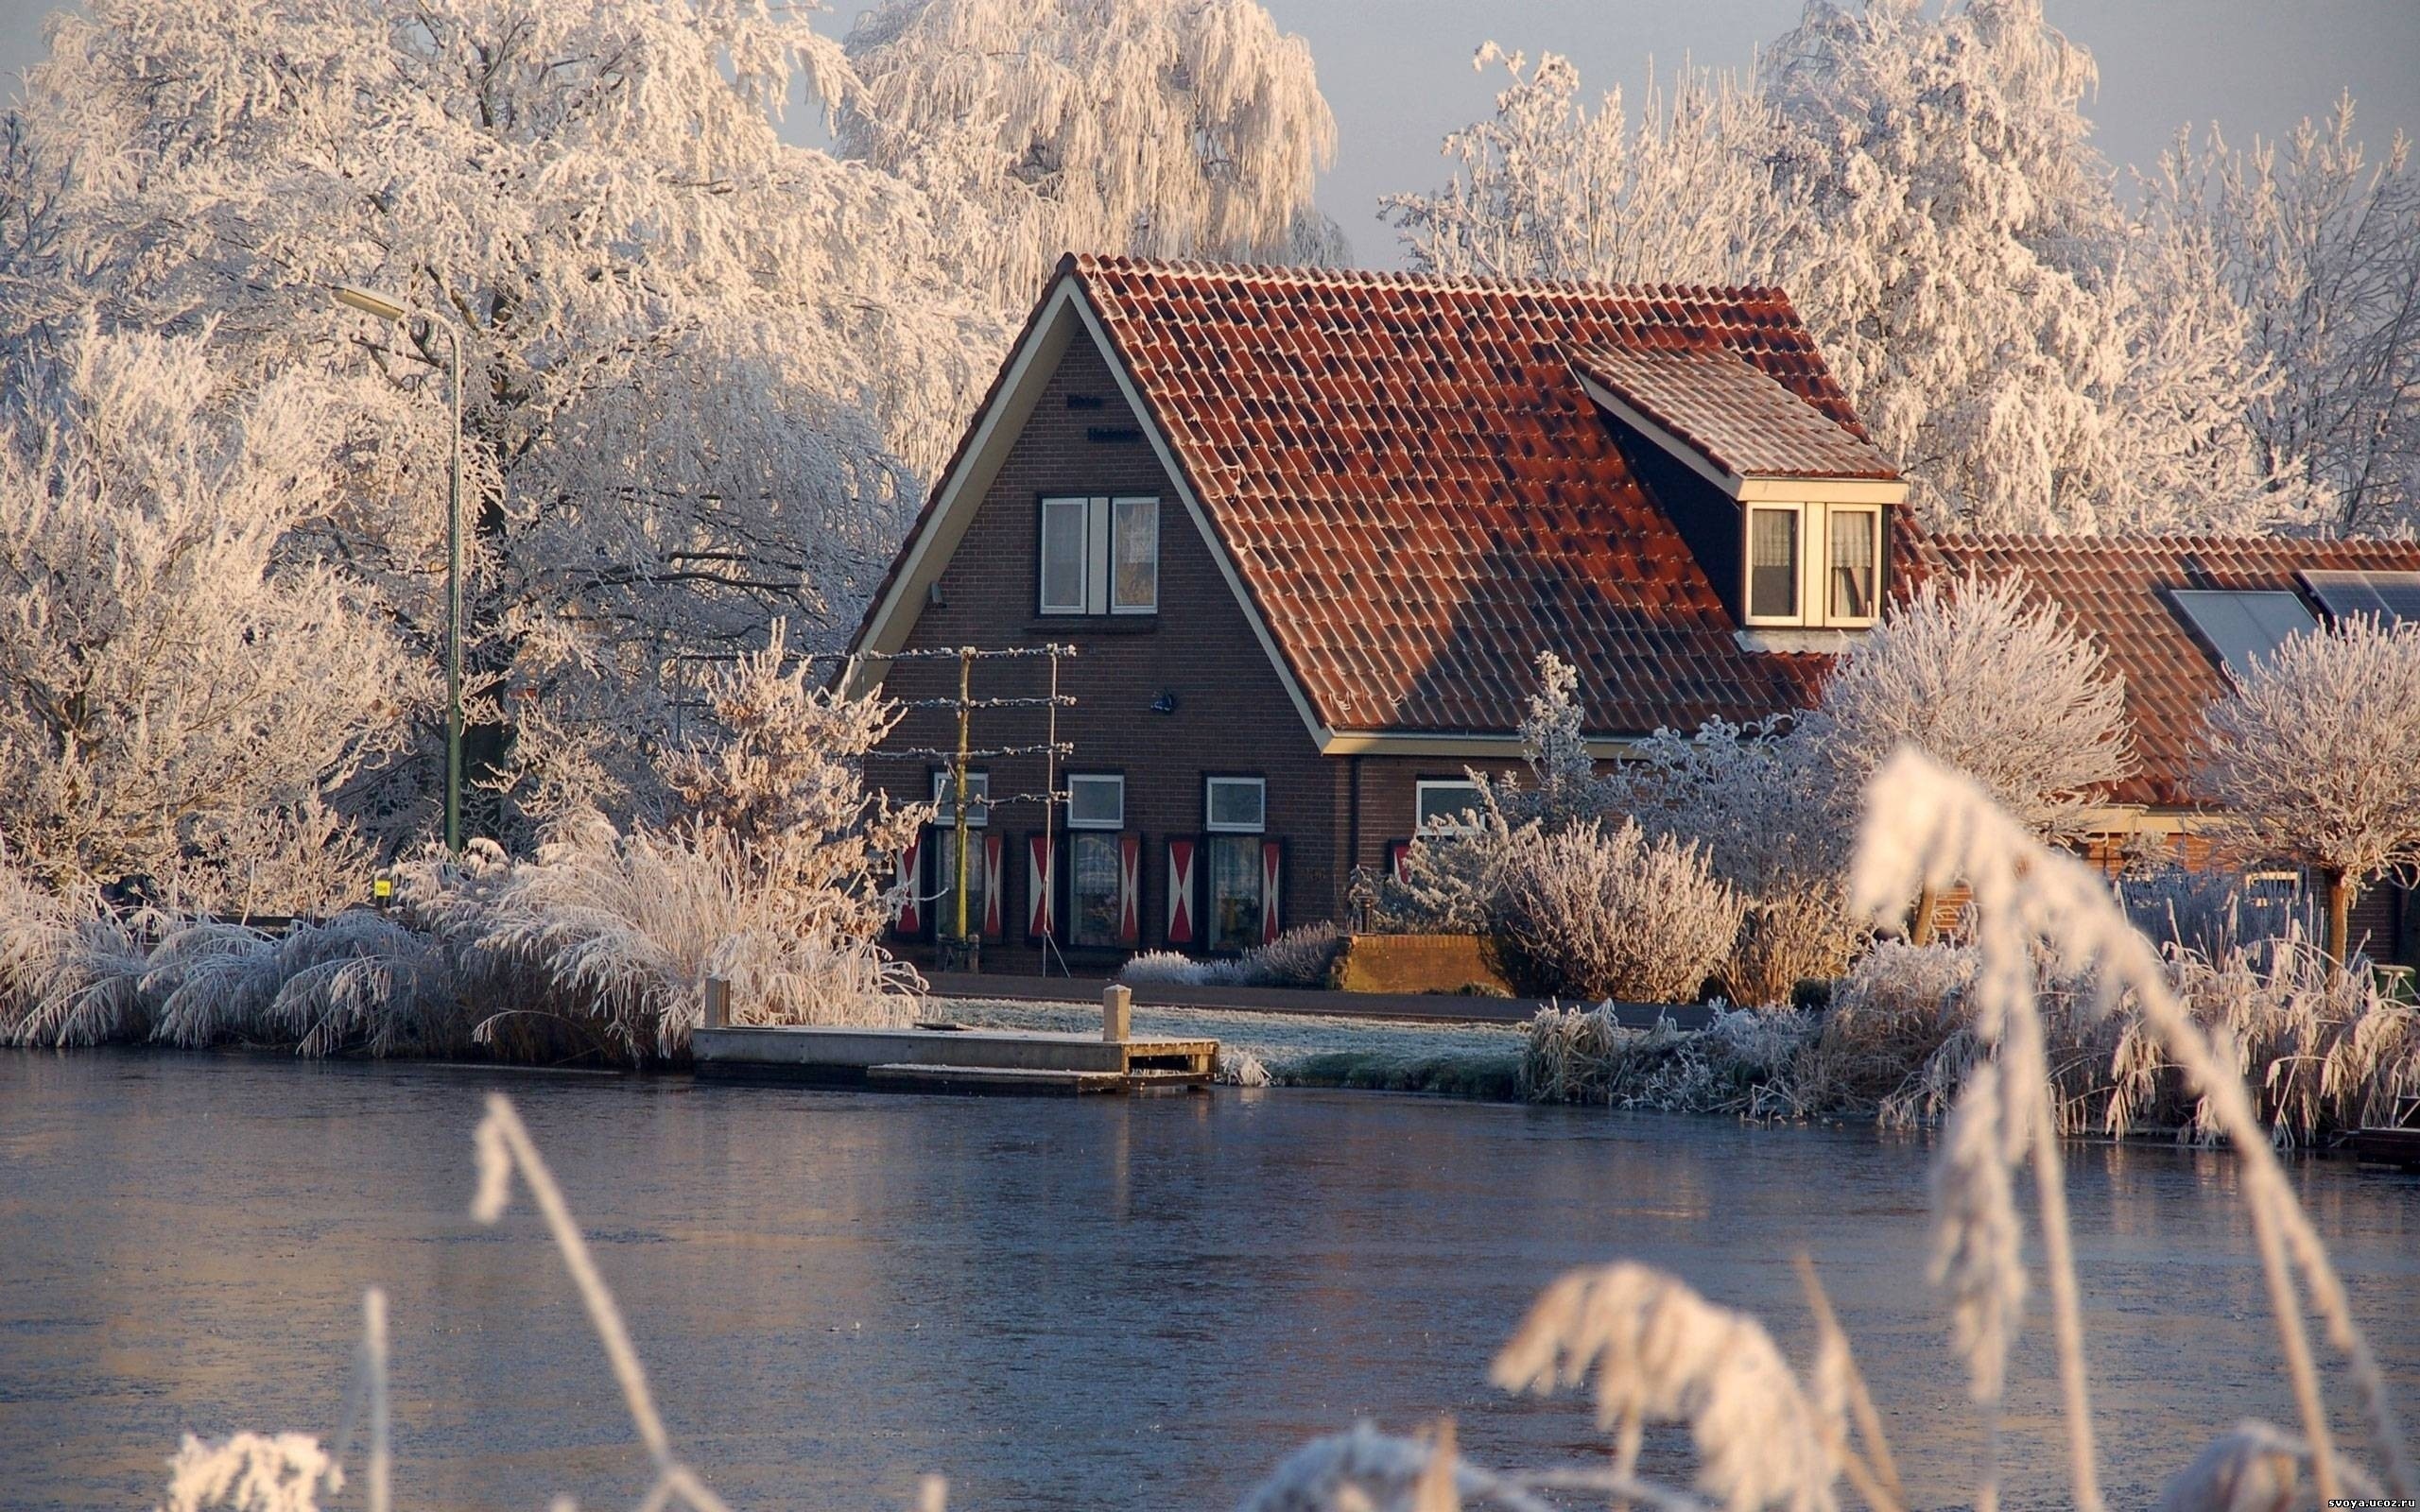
845 254 2420 971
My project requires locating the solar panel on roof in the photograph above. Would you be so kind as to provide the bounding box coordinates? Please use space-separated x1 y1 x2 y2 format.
2297 569 2420 627
2169 590 2320 679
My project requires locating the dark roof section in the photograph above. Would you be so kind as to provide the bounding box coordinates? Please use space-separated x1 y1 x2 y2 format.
1065 255 1887 734
1907 532 2420 807
1568 343 1898 482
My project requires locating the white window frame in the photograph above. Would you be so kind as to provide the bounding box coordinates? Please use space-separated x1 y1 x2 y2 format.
1037 494 1160 616
1110 496 1158 614
932 768 990 827
1822 504 1883 627
1742 503 1806 627
1065 773 1125 831
1037 497 1089 614
1204 776 1267 834
1415 780 1484 835
1742 501 1885 628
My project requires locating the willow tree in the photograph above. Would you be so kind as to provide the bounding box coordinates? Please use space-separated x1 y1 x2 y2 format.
840 0 1344 317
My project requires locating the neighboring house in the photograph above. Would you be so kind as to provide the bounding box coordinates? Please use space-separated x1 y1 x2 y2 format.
1908 532 2420 960
846 253 2420 971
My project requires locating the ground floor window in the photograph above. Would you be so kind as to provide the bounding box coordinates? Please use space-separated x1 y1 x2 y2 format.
1068 832 1126 948
1205 834 1264 952
1415 779 1483 834
930 827 990 940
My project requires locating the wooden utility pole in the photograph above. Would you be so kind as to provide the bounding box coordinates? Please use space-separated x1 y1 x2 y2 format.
946 646 977 971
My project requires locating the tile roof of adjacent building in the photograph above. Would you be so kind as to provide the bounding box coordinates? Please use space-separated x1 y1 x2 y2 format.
1567 343 1898 483
1905 531 2420 808
1052 253 1895 734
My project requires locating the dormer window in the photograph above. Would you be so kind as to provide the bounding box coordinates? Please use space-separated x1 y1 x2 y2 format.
1743 502 1881 628
1828 507 1879 621
1748 507 1801 620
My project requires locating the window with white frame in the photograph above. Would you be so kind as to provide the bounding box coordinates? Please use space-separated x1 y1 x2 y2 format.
1416 780 1483 834
1202 776 1267 953
1744 502 1883 627
1827 507 1880 622
1205 776 1265 833
1747 506 1801 621
931 768 989 826
1067 832 1124 947
1066 773 1125 830
1038 495 1159 615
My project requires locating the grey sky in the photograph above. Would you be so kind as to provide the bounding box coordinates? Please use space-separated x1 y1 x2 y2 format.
5 0 2415 268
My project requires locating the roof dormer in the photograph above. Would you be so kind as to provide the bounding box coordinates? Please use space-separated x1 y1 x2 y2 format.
1569 344 1908 649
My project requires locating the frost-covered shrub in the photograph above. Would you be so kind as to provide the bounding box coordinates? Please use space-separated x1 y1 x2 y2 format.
1117 922 1342 989
1117 951 1201 985
1487 819 1740 1004
1521 1003 1818 1116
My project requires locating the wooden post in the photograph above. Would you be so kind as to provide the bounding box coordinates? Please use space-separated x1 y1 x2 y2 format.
1101 983 1132 1043
702 975 730 1029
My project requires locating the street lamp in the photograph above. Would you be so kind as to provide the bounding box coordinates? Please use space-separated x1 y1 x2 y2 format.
333 283 467 854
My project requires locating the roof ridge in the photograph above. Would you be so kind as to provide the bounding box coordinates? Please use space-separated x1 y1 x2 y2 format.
1067 250 1789 304
1929 529 2418 552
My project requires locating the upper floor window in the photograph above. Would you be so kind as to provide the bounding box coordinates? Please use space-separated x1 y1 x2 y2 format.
1744 502 1882 628
1748 507 1800 621
1039 496 1158 615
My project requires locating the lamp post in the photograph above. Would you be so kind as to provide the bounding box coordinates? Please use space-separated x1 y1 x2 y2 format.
334 283 466 854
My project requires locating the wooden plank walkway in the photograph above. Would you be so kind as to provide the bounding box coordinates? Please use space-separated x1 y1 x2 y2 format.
923 971 1716 1032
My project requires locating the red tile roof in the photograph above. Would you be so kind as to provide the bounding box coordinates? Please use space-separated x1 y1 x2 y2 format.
1064 255 1880 734
1905 532 2420 807
1568 344 1897 481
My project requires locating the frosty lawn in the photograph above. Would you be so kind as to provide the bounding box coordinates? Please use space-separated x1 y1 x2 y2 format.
943 996 1530 1100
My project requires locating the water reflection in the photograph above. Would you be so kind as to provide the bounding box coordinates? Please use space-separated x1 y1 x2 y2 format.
1 1055 2414 1512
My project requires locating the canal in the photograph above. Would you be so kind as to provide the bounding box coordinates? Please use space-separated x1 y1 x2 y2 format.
2 1053 2414 1510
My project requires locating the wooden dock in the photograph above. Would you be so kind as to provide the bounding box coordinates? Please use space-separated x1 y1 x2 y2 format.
2348 1094 2420 1169
691 986 1216 1094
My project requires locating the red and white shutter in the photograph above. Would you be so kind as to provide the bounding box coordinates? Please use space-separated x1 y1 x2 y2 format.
1118 833 1142 945
981 833 1005 938
1166 838 1197 946
1026 833 1055 939
1260 841 1283 944
893 830 925 936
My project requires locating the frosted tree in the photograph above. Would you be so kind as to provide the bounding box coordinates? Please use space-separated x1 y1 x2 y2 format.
1383 46 1801 288
1763 0 2302 534
840 0 1342 316
0 322 426 889
2196 616 2420 962
1811 572 2133 939
2145 99 2420 537
1625 717 1863 1004
1391 2 2308 536
9 0 1007 835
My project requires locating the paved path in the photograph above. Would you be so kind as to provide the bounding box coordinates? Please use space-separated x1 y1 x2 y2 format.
923 971 1717 1031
